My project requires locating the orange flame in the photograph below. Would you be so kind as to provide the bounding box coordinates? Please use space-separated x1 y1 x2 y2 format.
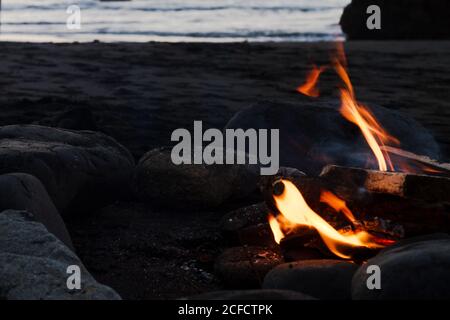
296 65 326 97
320 190 356 223
296 44 400 172
296 44 447 174
339 92 393 171
334 57 396 172
268 214 284 244
271 180 385 259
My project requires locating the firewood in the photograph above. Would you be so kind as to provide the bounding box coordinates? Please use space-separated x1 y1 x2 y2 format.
381 146 450 176
259 168 326 215
263 166 450 237
279 227 384 262
356 195 449 236
320 165 450 203
279 226 329 261
317 166 450 236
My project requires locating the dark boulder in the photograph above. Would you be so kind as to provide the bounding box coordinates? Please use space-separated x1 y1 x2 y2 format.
340 0 450 40
0 173 73 249
352 234 450 299
263 259 359 300
0 125 135 213
226 99 440 175
0 210 120 300
134 147 259 209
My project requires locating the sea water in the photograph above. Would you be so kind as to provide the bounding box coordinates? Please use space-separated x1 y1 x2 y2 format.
0 0 350 42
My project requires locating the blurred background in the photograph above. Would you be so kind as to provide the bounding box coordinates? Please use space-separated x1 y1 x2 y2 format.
0 0 350 42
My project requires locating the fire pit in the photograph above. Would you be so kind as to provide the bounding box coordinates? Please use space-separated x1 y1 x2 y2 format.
262 44 450 260
214 44 450 300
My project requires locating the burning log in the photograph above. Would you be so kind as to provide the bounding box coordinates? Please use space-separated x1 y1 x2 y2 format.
278 226 329 261
264 166 449 238
381 146 450 176
266 179 394 260
278 216 403 259
260 165 450 261
256 43 450 262
259 167 325 214
320 164 450 203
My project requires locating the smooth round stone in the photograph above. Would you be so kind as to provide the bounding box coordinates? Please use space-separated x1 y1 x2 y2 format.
0 173 73 249
134 147 259 209
215 246 284 289
0 210 120 300
0 124 134 213
352 234 450 300
226 99 440 175
263 259 359 300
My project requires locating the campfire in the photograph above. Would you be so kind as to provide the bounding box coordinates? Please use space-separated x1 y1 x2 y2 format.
265 44 450 260
268 180 391 259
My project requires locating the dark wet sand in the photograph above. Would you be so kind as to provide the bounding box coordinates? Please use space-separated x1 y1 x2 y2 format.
1 41 449 160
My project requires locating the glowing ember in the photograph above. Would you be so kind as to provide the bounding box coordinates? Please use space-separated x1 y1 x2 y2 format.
296 65 326 97
270 180 386 259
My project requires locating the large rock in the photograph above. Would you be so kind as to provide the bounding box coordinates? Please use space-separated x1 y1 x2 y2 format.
0 125 134 213
340 0 450 40
226 99 440 175
134 147 259 209
0 173 73 249
0 210 120 300
263 260 359 300
352 234 450 300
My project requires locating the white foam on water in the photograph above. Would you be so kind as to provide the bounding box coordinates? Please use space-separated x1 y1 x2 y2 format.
0 0 350 42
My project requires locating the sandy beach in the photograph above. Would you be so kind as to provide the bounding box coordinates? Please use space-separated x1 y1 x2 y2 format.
1 41 449 160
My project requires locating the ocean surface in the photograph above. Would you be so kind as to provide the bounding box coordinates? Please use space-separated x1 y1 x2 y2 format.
0 0 350 42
